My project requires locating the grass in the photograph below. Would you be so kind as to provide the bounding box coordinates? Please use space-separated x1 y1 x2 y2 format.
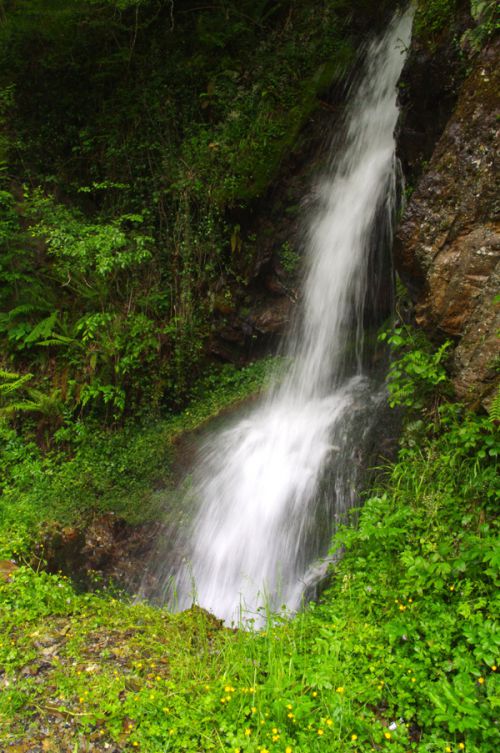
0 400 498 752
0 334 498 752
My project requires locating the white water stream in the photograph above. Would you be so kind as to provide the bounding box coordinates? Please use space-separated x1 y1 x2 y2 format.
149 8 413 624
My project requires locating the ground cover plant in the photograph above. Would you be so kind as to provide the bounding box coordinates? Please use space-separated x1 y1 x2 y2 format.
0 356 277 560
0 330 498 752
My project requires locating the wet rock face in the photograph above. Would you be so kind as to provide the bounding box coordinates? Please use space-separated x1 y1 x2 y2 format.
37 515 161 594
396 37 500 405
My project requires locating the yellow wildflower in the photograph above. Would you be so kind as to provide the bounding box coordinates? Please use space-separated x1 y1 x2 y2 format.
478 676 485 684
351 734 358 741
317 729 324 736
384 731 391 740
336 686 344 693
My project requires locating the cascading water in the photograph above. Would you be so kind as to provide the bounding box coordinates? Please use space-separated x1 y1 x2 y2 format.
145 7 414 624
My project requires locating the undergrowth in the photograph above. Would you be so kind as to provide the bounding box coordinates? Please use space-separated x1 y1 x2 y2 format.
0 330 498 752
0 357 277 559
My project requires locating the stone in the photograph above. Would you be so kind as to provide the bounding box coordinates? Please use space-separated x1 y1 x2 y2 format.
0 559 18 581
395 37 500 406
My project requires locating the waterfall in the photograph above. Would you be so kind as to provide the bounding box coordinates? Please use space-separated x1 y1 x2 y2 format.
147 7 414 624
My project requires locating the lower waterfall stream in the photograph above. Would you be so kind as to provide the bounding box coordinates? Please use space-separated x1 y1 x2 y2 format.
143 7 414 625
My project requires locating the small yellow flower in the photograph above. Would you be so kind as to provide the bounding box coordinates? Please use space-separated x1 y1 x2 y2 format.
449 585 455 591
478 676 485 684
351 734 358 741
286 703 293 709
458 745 465 751
408 598 413 603
326 719 333 726
272 735 280 742
384 731 392 740
411 677 416 683
272 728 278 734
132 744 139 748
312 690 318 697
445 747 452 752
286 748 293 753
79 697 84 703
492 665 497 671
244 729 251 737
317 729 324 736
287 712 294 719
251 706 257 714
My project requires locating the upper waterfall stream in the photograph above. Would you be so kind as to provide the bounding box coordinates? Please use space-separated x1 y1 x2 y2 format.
144 8 414 624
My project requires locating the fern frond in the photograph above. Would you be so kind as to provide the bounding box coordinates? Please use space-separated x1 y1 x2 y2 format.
488 386 500 422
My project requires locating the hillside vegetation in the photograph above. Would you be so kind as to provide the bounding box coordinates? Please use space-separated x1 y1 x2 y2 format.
0 2 498 752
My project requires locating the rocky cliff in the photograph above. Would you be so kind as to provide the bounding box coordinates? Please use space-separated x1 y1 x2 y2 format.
396 28 499 406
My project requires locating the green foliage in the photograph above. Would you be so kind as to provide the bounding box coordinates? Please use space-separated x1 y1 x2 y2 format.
463 0 500 51
0 333 498 753
28 190 154 279
488 386 500 422
0 0 398 423
414 0 459 40
380 325 452 410
0 357 276 557
278 240 301 276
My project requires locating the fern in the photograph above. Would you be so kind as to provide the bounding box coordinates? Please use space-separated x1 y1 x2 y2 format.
488 386 500 422
23 311 57 344
0 369 33 395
